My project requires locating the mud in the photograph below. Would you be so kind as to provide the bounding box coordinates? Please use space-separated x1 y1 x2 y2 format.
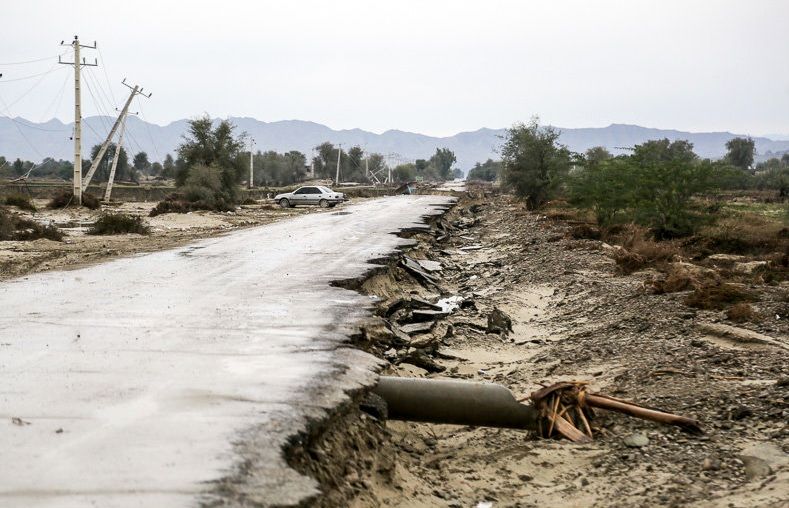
290 190 788 507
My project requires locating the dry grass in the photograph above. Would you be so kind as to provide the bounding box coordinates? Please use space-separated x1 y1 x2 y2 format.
726 303 758 323
88 213 150 235
4 193 36 212
0 209 63 241
684 282 754 310
48 191 101 210
610 225 680 274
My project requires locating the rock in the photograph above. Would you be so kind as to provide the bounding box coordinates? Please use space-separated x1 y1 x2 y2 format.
734 261 768 274
732 405 752 420
623 433 649 448
707 254 745 266
359 392 388 420
776 377 789 387
697 322 789 351
487 307 513 335
702 456 722 471
740 455 772 480
360 317 394 344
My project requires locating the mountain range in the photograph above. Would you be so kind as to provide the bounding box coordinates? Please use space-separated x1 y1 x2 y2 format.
2 116 788 171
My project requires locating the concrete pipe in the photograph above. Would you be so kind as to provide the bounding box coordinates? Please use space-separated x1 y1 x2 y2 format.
373 376 538 430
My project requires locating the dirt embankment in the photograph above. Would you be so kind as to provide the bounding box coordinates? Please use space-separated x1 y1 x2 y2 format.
0 199 325 280
289 190 788 507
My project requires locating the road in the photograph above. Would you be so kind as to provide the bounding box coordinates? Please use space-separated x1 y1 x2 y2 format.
0 195 454 507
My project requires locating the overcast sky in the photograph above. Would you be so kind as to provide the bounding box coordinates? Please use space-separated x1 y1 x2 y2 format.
1 0 787 137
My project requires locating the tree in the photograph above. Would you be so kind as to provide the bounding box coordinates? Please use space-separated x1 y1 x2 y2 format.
570 139 713 236
467 159 502 182
569 157 634 226
584 146 612 169
501 118 572 209
12 158 24 176
176 116 245 200
133 152 150 174
725 137 755 171
90 143 130 182
392 163 416 183
428 148 457 180
161 154 176 179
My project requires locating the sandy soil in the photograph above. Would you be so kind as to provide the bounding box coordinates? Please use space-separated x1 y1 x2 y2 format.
297 191 788 508
0 199 332 280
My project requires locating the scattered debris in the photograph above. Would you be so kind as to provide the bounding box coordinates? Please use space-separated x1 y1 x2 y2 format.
11 417 31 426
486 307 513 335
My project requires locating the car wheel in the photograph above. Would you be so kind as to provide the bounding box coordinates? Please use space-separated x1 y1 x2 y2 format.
319 199 329 208
279 198 291 208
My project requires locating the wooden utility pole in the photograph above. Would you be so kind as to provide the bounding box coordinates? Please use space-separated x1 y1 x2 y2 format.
335 143 342 185
59 36 97 206
82 79 150 191
248 138 255 189
103 116 127 202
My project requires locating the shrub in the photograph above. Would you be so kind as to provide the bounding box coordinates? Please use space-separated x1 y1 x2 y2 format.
684 282 753 310
150 165 237 216
48 191 100 210
4 193 36 212
726 303 758 322
0 209 63 241
88 213 150 235
569 139 713 237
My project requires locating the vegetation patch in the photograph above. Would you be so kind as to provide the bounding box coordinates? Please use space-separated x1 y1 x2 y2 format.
726 303 758 323
88 213 150 235
4 193 36 212
0 209 62 241
48 191 101 210
684 282 754 310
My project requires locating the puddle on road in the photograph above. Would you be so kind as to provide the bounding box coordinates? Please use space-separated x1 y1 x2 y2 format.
332 211 353 216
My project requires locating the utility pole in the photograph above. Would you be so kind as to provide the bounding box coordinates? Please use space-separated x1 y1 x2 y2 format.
248 138 255 189
104 115 127 202
335 143 342 185
82 79 151 191
365 157 369 178
59 36 97 206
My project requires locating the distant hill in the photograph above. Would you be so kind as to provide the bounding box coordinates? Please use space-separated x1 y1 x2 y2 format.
2 116 788 171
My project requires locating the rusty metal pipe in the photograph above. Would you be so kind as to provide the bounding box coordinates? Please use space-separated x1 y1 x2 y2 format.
373 376 538 430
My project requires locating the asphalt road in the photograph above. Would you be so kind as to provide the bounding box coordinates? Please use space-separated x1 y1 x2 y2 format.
0 195 454 507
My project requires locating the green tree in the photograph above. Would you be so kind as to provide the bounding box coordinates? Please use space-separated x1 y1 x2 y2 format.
725 137 755 171
428 148 457 180
176 116 245 200
584 146 612 169
501 118 572 209
12 158 24 176
133 152 150 174
90 143 130 182
161 154 176 179
392 163 416 182
569 157 634 226
467 159 502 182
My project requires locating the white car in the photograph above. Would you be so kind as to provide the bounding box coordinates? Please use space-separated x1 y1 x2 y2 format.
274 186 346 208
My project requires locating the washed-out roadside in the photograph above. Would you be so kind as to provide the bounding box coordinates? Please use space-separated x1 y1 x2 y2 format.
287 186 788 507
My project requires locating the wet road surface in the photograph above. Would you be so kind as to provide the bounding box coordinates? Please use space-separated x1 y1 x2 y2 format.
0 195 454 507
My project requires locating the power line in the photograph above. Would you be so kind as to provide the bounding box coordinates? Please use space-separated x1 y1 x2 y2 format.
0 92 44 159
96 45 118 105
136 96 161 161
1 62 65 110
0 66 67 83
0 52 67 66
38 67 71 123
